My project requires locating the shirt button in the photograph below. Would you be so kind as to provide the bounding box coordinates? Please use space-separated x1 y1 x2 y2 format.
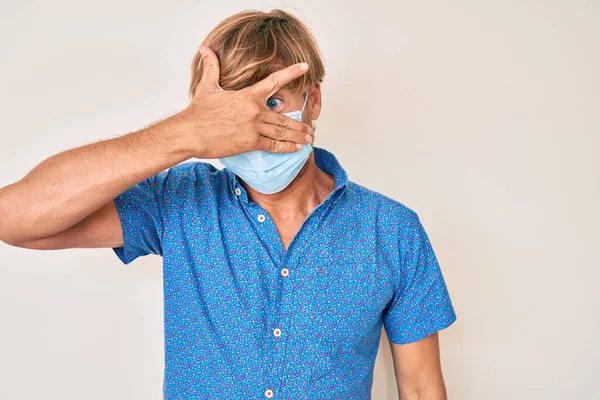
257 214 266 223
235 188 241 196
273 328 282 337
265 389 274 398
281 268 289 277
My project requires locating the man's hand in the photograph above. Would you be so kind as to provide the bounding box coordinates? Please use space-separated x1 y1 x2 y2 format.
177 45 314 159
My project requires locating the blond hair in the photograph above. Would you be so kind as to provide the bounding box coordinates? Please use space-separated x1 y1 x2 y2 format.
189 9 326 99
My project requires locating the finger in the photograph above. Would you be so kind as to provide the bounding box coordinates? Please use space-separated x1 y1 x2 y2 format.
258 137 304 153
259 122 313 145
197 45 221 90
246 62 309 99
262 109 314 134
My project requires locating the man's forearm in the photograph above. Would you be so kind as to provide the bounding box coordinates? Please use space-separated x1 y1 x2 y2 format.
0 113 195 244
399 386 448 400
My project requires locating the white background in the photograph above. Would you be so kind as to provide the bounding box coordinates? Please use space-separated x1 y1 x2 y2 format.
0 1 598 399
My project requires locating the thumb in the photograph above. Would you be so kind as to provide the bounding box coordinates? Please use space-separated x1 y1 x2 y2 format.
198 45 222 91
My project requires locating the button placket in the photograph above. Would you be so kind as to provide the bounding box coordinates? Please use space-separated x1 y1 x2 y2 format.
269 221 321 391
267 264 294 393
264 262 292 396
259 208 315 395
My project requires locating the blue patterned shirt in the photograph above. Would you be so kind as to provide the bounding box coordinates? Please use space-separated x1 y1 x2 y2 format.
112 146 457 399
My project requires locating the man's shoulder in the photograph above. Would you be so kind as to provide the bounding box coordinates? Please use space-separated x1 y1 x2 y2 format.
346 180 420 222
344 181 428 249
162 159 220 175
151 160 227 196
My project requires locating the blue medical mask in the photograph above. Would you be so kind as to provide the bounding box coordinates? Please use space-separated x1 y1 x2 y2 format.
220 92 312 194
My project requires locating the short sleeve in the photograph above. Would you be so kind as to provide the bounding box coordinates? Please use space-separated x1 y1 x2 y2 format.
382 210 457 344
112 174 164 265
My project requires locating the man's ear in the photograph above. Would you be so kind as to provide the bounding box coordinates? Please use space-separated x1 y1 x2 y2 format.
308 83 322 121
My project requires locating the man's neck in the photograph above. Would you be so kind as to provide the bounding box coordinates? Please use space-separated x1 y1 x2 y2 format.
241 152 335 220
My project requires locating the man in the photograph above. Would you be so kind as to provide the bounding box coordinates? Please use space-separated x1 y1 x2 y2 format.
0 9 457 400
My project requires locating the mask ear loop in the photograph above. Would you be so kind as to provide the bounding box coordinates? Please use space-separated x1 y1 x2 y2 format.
299 91 315 145
300 91 309 114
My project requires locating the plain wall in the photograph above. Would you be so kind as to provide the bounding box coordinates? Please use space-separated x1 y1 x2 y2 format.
0 1 598 399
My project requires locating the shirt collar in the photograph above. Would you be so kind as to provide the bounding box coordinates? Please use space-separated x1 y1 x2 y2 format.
226 146 349 203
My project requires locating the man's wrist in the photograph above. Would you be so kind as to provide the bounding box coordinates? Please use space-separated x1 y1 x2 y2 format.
153 111 199 160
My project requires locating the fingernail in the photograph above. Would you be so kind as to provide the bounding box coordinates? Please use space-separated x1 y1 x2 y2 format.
299 62 308 71
296 143 303 149
199 47 206 56
304 134 312 142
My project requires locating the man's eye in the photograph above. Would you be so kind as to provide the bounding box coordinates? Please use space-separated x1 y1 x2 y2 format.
266 98 283 111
